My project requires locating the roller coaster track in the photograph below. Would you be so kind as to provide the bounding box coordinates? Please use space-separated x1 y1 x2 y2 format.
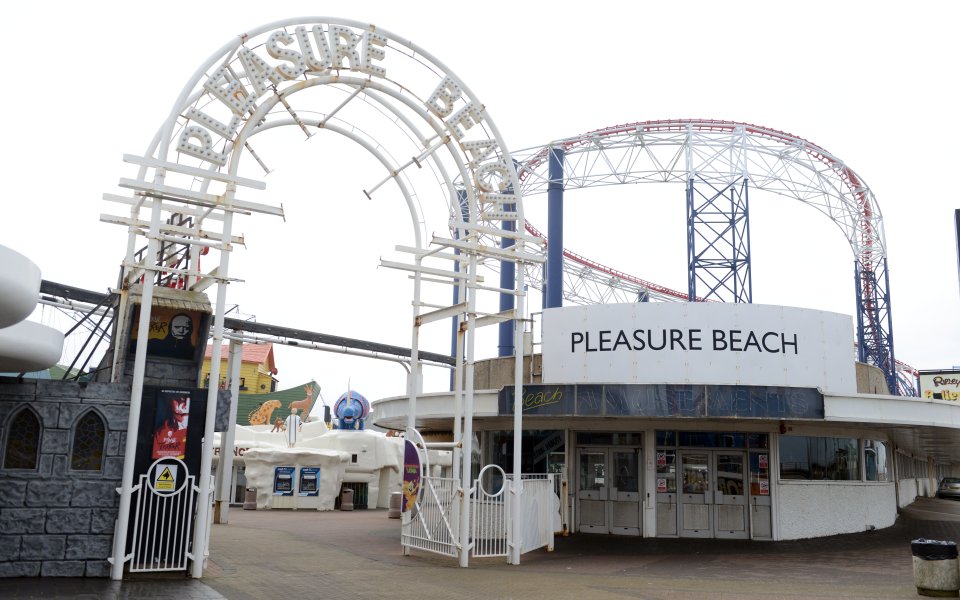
510 119 915 394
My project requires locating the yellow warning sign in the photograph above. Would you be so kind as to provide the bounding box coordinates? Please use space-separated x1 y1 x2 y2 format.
155 465 176 492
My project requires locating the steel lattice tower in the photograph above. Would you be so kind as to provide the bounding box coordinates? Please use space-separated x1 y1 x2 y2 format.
687 176 753 303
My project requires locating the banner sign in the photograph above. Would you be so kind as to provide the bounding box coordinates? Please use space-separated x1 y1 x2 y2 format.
542 303 856 394
498 384 823 419
919 370 960 402
152 389 192 460
402 440 422 514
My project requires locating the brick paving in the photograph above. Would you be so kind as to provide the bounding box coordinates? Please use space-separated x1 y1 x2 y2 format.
4 497 960 599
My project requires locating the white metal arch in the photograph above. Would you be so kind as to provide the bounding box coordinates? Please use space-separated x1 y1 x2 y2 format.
104 17 543 577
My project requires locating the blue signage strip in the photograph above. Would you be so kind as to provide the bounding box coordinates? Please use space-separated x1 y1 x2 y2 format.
499 384 823 419
705 385 823 419
604 385 706 417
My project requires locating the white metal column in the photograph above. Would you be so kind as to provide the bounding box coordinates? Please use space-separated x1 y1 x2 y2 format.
214 339 243 523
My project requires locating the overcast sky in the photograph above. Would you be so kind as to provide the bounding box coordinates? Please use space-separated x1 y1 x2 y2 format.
2 1 957 413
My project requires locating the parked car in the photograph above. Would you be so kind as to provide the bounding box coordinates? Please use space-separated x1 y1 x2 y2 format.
937 477 960 500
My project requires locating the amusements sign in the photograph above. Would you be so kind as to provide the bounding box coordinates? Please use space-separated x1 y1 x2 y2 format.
498 384 824 420
402 440 421 515
542 303 856 394
919 370 960 402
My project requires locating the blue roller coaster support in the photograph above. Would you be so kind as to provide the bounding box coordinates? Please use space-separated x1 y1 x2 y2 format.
855 258 898 394
687 176 753 303
498 195 516 357
545 147 565 309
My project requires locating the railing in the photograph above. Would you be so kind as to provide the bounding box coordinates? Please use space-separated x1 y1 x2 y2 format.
129 458 198 572
340 482 369 509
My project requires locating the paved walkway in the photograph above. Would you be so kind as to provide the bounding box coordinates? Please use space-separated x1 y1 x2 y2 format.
4 497 960 599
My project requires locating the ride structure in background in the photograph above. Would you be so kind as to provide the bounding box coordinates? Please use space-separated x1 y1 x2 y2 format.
510 120 912 395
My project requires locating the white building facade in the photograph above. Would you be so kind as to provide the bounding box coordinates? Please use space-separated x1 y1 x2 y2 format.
373 303 960 541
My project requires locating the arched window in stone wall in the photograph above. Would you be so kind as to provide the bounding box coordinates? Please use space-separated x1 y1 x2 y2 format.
2 407 41 470
70 410 106 471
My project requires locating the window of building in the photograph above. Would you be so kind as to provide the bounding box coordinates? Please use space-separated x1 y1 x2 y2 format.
70 410 106 471
3 408 42 470
779 436 860 481
575 432 640 447
489 430 566 480
656 431 766 450
864 440 890 482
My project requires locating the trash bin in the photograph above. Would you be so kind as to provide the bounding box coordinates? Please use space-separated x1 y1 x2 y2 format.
911 538 959 597
243 488 257 511
388 491 402 519
340 488 354 511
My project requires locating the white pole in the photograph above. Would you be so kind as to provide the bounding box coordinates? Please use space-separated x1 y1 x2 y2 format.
110 179 163 580
452 314 465 486
510 272 525 565
402 256 424 557
214 339 243 524
407 254 423 432
191 196 235 578
458 254 478 568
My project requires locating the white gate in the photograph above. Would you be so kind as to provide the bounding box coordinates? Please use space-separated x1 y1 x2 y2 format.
401 462 556 563
521 472 567 534
472 465 510 558
516 476 556 554
471 469 556 559
402 475 460 558
129 458 198 572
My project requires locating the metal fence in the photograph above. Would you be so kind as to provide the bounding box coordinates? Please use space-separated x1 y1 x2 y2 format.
130 459 198 572
340 482 369 509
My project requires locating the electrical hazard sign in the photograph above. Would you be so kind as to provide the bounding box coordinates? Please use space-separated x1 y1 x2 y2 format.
154 464 177 493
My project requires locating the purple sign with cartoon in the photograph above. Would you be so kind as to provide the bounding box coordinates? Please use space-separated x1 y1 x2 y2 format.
402 440 421 515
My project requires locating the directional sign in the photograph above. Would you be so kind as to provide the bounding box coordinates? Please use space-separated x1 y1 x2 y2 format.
154 464 177 493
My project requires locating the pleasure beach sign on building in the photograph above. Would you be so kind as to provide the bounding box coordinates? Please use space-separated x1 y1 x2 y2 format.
542 303 856 394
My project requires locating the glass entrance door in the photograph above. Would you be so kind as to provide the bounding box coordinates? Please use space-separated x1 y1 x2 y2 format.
714 452 748 539
577 450 607 534
678 451 748 539
679 452 712 538
576 448 642 535
610 449 641 535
